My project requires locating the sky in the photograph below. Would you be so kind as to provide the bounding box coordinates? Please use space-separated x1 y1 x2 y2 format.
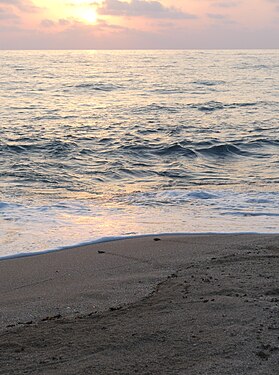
0 0 278 49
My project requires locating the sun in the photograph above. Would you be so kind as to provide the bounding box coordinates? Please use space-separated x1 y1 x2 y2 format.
77 8 98 24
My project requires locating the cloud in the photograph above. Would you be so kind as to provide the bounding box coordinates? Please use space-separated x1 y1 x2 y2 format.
0 0 38 12
1 0 279 49
208 13 227 19
41 19 55 28
59 19 71 26
267 0 279 11
40 18 72 28
0 0 22 5
98 0 197 19
214 1 241 7
194 0 241 8
1 13 278 50
207 12 236 24
0 0 39 27
0 7 20 20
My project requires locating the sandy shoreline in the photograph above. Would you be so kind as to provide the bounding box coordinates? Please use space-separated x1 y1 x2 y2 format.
0 234 278 374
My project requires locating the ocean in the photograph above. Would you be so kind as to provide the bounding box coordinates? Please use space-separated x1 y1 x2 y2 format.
0 50 278 258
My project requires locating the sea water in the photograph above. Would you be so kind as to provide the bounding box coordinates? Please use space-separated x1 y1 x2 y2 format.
0 50 278 258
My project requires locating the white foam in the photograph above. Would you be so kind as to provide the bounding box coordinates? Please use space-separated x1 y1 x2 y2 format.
0 189 278 259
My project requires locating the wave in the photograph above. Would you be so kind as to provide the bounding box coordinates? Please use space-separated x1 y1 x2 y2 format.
0 140 79 156
155 144 197 157
133 104 180 114
2 144 28 153
1 137 277 163
120 140 267 159
235 64 276 71
121 189 279 208
74 82 121 91
0 202 10 210
241 139 279 148
33 115 78 121
189 101 224 112
222 211 279 217
192 80 225 86
188 100 272 112
150 88 185 95
123 190 220 206
120 142 197 158
197 144 250 157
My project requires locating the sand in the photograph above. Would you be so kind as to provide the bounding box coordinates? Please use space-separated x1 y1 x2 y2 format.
0 234 278 374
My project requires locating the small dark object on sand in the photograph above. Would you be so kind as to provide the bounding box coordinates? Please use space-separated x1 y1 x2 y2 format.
153 238 161 242
41 314 61 322
98 250 106 254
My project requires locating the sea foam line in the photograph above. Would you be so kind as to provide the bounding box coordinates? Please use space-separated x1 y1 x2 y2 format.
0 231 274 262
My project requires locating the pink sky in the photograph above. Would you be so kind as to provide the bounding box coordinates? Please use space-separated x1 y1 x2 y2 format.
0 0 278 49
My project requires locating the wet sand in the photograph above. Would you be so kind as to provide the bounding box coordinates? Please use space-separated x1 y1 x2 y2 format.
0 234 278 374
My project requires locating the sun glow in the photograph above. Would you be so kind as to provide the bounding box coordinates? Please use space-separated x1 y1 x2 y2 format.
77 8 98 24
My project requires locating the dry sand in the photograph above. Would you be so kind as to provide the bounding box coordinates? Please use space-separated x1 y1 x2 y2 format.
0 234 278 374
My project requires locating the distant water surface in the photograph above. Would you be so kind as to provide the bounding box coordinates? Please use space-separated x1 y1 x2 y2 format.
0 50 278 257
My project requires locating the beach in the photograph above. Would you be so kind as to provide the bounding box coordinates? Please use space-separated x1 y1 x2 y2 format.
0 234 278 374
